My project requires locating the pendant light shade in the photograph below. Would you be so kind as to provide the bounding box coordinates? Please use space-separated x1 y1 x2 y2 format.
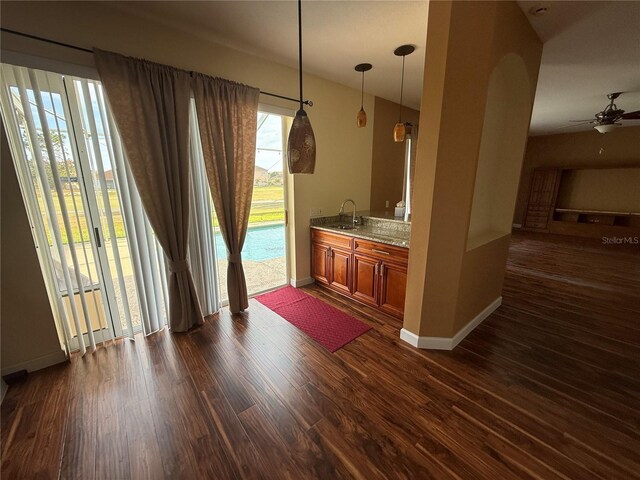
357 108 367 128
393 122 406 142
288 109 316 173
355 63 372 128
287 0 316 174
393 44 415 143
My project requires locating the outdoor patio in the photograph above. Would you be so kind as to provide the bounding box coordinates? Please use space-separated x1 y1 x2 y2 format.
62 236 287 333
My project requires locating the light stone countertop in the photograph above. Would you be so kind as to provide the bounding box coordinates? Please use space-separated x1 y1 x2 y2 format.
310 223 410 248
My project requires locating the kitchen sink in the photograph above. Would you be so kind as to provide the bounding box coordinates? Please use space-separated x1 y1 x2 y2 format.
333 224 357 230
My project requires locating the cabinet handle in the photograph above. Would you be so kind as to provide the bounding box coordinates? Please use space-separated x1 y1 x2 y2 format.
371 248 390 255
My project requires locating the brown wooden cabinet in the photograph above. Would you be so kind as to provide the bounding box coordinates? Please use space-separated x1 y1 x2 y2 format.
329 247 351 295
311 229 408 319
311 241 330 285
352 253 378 306
523 167 640 239
524 167 560 231
378 262 408 318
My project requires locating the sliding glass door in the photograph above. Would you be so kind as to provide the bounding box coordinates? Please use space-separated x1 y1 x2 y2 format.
214 109 290 302
0 64 169 352
2 62 286 351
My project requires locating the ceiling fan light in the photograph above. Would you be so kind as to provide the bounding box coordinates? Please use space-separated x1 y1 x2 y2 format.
594 123 617 134
357 107 367 128
393 122 406 142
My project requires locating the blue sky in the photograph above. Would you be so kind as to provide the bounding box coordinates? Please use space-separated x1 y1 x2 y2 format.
255 113 284 173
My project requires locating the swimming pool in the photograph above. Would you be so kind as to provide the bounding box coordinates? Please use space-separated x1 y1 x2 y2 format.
214 223 286 262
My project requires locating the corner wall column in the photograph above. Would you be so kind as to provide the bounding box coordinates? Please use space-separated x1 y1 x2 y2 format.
402 0 542 348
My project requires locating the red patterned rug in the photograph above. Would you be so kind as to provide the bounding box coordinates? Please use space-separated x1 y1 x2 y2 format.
255 286 372 352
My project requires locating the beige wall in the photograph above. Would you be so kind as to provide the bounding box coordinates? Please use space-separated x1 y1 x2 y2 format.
556 168 640 213
369 96 420 212
404 0 542 339
467 53 532 249
0 1 375 284
455 235 511 332
1 120 65 374
514 126 640 224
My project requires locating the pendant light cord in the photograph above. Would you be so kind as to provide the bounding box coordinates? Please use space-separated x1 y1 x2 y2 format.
361 71 365 108
399 55 405 122
298 0 303 112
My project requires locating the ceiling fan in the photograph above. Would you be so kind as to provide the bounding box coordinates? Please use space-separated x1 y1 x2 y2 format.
568 92 640 133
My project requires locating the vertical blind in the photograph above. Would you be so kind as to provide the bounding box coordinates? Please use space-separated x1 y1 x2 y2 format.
188 99 219 315
2 66 104 354
0 64 220 354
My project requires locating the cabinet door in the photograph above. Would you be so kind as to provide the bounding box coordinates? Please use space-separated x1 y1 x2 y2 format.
329 248 351 294
311 242 330 284
379 262 408 318
352 254 379 306
524 168 560 230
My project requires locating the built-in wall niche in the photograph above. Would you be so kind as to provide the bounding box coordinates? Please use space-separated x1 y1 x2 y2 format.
466 53 531 251
552 167 640 230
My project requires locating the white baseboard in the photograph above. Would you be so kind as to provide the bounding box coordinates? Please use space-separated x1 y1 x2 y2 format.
400 296 502 350
1 349 67 377
512 223 522 229
290 277 314 288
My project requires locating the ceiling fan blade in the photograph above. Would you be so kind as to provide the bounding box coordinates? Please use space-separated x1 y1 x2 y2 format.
569 119 594 122
552 122 593 132
621 110 640 120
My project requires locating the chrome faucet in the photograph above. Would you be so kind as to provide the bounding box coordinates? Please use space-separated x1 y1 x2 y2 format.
339 198 357 227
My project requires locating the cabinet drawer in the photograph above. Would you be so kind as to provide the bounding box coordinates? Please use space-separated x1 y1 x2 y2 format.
527 205 550 213
525 213 548 223
353 238 408 264
311 229 353 249
525 220 548 229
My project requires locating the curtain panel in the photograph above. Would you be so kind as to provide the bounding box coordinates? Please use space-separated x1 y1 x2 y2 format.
192 74 260 314
94 49 203 332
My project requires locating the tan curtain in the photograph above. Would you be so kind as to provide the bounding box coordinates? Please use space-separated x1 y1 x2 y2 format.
192 74 259 314
94 49 203 332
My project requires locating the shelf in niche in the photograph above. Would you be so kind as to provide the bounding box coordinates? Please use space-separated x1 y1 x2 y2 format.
554 208 640 216
552 208 640 228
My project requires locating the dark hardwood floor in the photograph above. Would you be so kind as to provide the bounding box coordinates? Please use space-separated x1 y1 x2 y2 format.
2 231 639 479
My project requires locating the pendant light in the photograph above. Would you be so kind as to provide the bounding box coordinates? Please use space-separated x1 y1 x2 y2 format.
355 63 372 128
287 0 316 174
393 44 415 142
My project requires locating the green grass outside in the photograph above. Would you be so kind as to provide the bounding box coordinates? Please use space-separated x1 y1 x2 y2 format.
251 185 284 202
39 185 284 245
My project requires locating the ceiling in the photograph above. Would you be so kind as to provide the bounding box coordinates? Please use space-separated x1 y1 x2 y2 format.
518 1 640 135
112 1 639 136
112 1 428 110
